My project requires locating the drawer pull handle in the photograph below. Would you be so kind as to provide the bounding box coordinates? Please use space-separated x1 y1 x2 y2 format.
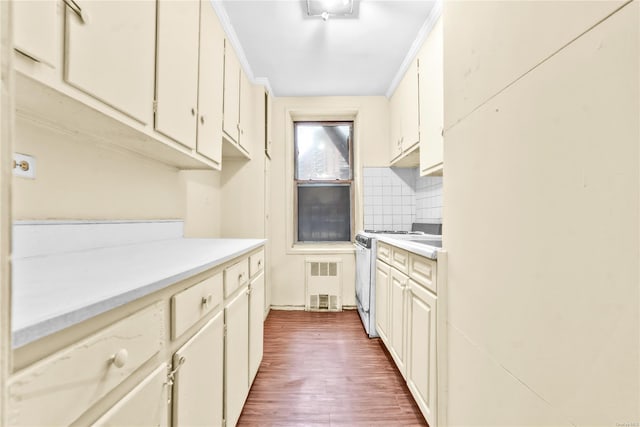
201 294 213 307
238 273 244 282
257 260 262 268
111 349 129 369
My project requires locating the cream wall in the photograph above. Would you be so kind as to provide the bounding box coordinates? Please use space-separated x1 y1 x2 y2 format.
444 1 639 425
13 117 223 238
269 96 389 308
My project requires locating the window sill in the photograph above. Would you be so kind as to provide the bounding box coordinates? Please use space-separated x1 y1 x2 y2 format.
287 242 355 255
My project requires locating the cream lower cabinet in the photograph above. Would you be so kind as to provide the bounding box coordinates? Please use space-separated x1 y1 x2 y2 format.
375 260 390 342
407 279 437 427
249 271 265 383
7 303 164 427
376 245 440 426
225 285 250 427
92 363 169 427
389 267 409 378
8 247 266 427
172 312 224 426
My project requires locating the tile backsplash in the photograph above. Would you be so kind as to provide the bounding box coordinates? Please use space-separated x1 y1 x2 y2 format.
363 167 442 231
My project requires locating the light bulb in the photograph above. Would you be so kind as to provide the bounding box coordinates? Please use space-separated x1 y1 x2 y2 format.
321 11 329 21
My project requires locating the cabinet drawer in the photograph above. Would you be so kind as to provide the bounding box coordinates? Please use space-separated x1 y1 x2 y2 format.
91 362 169 427
377 242 391 264
8 303 164 426
409 254 437 294
391 247 409 274
172 272 223 340
249 248 265 278
224 258 249 298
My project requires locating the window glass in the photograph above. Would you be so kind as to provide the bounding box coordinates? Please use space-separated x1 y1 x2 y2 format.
295 123 351 180
294 121 353 243
297 185 351 242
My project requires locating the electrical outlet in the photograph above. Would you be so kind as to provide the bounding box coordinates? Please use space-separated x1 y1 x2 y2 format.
12 153 36 179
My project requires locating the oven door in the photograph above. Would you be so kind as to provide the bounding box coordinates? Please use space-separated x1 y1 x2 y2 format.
354 241 371 312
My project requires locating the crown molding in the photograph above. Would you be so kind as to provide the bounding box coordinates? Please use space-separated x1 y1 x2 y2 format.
385 0 442 99
210 1 275 95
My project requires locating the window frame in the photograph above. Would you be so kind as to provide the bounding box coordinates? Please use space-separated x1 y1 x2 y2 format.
293 120 355 244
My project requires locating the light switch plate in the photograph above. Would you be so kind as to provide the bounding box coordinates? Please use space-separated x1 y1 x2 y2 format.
13 153 36 179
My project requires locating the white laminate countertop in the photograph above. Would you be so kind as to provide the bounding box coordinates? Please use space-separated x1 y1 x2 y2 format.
376 235 442 260
12 238 265 348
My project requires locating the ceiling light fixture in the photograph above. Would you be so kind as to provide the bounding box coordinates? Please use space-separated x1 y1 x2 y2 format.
306 0 354 21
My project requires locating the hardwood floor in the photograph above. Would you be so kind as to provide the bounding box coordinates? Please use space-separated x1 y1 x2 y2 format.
237 310 427 427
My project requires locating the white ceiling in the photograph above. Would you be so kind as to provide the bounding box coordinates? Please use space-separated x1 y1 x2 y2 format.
216 1 438 97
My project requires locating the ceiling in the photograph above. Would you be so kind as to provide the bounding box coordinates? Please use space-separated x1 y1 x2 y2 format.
216 0 438 97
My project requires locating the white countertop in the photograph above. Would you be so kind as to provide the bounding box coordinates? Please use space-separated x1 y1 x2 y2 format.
376 235 441 260
12 237 265 347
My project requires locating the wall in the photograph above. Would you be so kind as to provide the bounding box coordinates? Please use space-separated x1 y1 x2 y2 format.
13 118 184 220
12 117 223 238
269 96 389 307
443 1 639 425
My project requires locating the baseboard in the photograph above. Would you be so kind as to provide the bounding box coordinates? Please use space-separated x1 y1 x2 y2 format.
269 305 357 311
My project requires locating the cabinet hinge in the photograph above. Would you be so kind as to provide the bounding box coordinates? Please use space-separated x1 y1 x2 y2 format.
223 325 227 337
153 100 158 113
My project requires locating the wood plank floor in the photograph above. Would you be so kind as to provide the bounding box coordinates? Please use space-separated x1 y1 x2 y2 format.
237 310 428 427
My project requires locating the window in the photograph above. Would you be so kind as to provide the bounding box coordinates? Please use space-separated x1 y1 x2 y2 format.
294 121 353 242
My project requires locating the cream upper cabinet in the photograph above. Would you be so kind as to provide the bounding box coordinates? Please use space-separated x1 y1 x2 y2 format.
225 286 250 427
375 260 391 343
172 313 224 427
155 0 200 148
239 69 253 154
64 0 156 125
223 41 241 145
13 0 57 67
196 0 224 164
419 18 444 176
407 279 437 427
92 363 169 427
389 89 403 160
389 267 408 377
390 59 420 164
265 90 273 158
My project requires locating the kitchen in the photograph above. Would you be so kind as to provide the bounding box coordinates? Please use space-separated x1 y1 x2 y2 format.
0 1 638 427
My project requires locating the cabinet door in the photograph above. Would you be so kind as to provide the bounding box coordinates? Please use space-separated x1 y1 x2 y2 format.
389 89 403 161
172 313 224 427
407 280 437 426
400 58 420 152
196 0 224 165
419 18 444 176
375 260 390 343
13 0 57 66
225 288 249 427
223 40 241 144
155 0 199 148
265 90 273 157
389 267 408 377
65 0 156 124
238 70 252 153
92 363 169 427
249 271 265 383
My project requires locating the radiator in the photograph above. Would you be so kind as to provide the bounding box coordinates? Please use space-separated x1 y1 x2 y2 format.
305 258 343 311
